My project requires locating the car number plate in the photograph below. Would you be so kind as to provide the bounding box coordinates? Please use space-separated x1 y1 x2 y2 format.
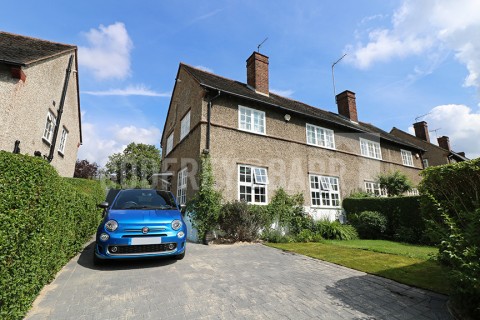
131 237 162 245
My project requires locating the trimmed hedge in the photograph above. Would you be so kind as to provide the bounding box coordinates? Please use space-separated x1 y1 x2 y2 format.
0 151 104 319
343 196 425 243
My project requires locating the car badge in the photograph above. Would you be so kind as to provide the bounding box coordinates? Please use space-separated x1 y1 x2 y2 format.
142 227 149 234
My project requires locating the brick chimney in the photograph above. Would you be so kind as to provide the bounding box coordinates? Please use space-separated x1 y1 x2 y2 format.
413 121 430 142
336 90 358 122
438 136 451 151
246 52 269 96
458 152 466 157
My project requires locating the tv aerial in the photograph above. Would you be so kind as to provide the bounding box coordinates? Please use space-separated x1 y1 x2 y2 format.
257 37 268 53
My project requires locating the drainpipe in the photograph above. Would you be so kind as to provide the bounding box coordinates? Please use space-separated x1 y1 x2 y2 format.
47 54 74 163
205 90 221 153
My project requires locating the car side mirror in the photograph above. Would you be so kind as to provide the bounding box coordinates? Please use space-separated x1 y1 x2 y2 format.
98 202 109 209
180 204 186 216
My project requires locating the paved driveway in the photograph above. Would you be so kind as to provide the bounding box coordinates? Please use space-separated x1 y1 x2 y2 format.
26 242 451 320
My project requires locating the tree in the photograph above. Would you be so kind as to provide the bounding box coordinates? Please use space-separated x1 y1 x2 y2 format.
105 143 162 186
186 154 222 244
376 171 412 197
74 159 99 179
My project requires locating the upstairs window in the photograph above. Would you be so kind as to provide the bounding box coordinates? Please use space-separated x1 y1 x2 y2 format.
166 133 173 155
177 168 188 205
422 159 429 168
401 149 414 167
364 181 387 197
306 124 335 149
360 138 382 160
43 111 56 143
180 111 191 141
309 175 340 207
58 127 68 155
239 106 265 135
238 165 268 204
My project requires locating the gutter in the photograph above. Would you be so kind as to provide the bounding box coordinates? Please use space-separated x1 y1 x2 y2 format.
205 90 221 153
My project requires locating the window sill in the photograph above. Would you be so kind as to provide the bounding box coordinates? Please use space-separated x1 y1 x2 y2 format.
360 154 383 161
57 151 65 158
42 137 52 146
306 142 336 151
238 128 266 136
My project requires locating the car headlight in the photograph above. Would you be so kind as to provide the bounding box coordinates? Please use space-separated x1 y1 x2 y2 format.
105 220 118 232
177 231 185 238
172 220 182 231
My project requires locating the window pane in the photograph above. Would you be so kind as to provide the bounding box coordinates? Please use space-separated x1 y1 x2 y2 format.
253 168 268 184
307 125 316 144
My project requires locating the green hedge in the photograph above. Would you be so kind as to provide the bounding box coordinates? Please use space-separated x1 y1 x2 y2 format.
342 196 425 243
0 151 104 319
419 158 480 318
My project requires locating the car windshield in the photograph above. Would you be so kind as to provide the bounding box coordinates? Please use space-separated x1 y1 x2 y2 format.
111 189 177 210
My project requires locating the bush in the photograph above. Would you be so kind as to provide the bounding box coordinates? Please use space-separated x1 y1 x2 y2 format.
218 201 269 241
295 229 324 242
343 196 425 243
313 219 359 240
0 152 104 319
419 159 480 318
350 211 387 239
261 229 294 243
267 188 312 235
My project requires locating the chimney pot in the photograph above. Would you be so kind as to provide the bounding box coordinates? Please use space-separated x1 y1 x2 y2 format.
413 121 430 142
438 136 451 151
246 52 269 95
336 90 358 122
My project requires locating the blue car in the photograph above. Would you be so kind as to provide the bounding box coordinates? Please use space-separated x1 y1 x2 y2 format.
94 189 187 264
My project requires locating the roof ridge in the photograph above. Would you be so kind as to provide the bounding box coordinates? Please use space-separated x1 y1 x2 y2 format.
0 31 76 48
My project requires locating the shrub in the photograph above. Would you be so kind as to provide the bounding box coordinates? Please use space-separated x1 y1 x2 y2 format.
376 171 412 197
313 219 359 240
350 211 387 239
218 201 269 241
267 188 311 235
261 229 294 243
295 229 324 242
0 151 104 319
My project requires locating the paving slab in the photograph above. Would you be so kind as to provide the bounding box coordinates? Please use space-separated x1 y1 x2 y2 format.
25 241 452 320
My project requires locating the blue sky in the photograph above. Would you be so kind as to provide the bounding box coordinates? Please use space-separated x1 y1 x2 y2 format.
2 0 480 165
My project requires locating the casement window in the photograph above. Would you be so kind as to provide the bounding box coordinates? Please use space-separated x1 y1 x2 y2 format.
238 106 265 135
422 159 429 168
360 138 382 160
401 149 414 167
58 127 68 155
238 165 268 204
42 111 56 143
364 181 387 197
177 168 188 205
166 133 173 155
180 111 191 141
306 124 335 149
309 175 340 207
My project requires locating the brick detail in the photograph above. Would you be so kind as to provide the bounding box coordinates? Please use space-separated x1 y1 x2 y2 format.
437 136 451 151
413 121 430 142
11 67 26 82
336 90 358 122
246 52 269 95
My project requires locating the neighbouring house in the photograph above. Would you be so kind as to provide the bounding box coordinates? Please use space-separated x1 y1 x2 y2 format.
0 31 82 177
390 121 468 168
160 52 424 221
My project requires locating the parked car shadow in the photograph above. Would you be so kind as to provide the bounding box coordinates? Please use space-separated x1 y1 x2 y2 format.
78 241 177 271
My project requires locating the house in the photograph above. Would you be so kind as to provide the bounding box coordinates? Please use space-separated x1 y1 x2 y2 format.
390 121 468 168
160 52 424 220
0 31 82 177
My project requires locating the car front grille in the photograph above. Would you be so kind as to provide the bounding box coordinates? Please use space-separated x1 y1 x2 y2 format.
108 243 177 255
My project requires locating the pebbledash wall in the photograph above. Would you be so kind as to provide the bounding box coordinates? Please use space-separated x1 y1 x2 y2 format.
161 58 423 222
0 52 81 177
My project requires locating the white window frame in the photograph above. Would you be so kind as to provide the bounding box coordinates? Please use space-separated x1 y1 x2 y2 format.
364 181 388 197
309 174 341 208
238 105 266 135
360 138 382 160
180 110 191 141
238 165 268 204
42 111 56 143
422 159 429 168
58 127 68 155
166 133 173 155
405 188 419 196
177 167 188 205
306 123 335 149
401 149 414 167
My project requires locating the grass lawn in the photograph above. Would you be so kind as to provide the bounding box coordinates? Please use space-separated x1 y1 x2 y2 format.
266 240 451 295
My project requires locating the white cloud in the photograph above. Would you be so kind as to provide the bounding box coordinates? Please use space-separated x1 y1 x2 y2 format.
194 65 213 73
79 22 133 80
77 123 162 166
82 85 171 97
270 88 294 98
424 104 480 158
346 0 480 88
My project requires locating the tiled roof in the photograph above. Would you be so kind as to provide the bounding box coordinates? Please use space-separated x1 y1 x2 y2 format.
0 31 75 66
181 63 423 151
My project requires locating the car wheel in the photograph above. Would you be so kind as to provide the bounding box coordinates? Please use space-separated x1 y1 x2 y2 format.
173 250 185 260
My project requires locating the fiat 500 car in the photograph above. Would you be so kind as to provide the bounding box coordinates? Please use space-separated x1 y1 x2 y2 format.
94 189 187 264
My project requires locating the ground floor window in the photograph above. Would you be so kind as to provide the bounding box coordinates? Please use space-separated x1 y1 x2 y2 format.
177 168 187 205
238 165 268 204
364 181 388 197
309 175 340 207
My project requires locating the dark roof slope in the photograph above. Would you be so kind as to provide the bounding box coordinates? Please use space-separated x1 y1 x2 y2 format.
182 63 423 151
0 31 75 66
